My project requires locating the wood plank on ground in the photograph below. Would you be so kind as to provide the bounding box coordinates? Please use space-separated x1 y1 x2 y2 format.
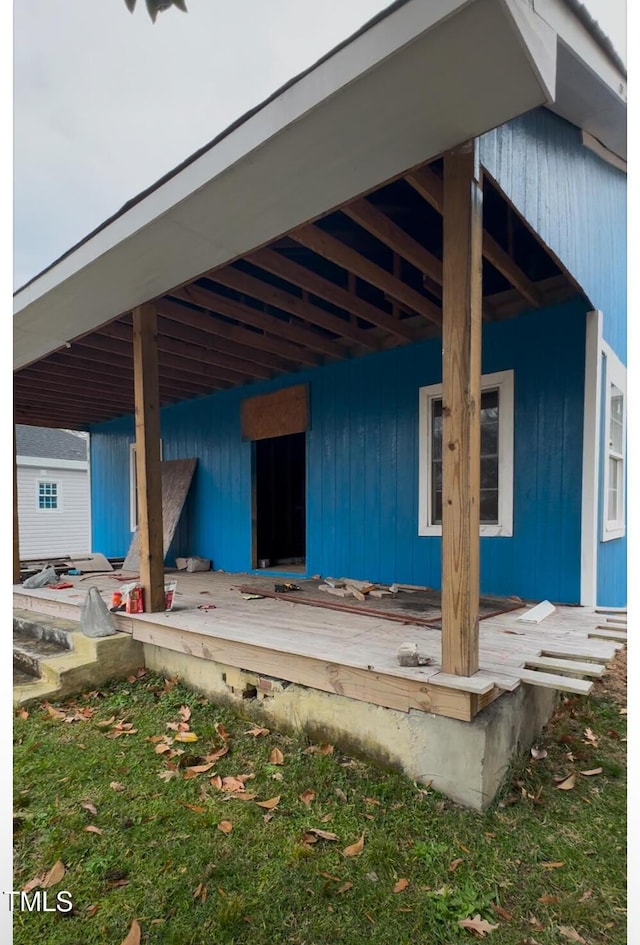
525 656 606 678
590 628 628 642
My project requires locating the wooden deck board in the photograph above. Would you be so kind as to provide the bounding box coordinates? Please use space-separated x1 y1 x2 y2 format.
13 572 623 716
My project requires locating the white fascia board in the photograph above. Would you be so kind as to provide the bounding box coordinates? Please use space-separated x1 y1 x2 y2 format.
17 456 88 471
13 0 557 371
580 310 602 606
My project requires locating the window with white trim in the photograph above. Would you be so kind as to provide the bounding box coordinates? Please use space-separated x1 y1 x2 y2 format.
37 480 60 511
129 441 163 532
418 370 514 537
602 354 626 540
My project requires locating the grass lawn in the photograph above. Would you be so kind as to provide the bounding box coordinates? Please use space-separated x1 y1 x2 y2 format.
13 655 626 945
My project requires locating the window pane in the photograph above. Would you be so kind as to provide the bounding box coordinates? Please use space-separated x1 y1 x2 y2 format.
433 490 442 524
432 400 443 460
480 455 499 491
480 488 499 523
608 457 619 521
481 420 498 456
38 482 58 510
610 391 623 453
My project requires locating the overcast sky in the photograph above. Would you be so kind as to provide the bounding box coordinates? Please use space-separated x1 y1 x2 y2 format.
13 0 627 290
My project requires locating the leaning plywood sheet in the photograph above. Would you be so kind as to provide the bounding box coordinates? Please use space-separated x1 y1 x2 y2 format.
122 459 197 572
70 552 113 572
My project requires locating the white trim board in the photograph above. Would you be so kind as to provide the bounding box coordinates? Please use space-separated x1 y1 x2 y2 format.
580 310 602 606
17 456 88 471
600 341 626 542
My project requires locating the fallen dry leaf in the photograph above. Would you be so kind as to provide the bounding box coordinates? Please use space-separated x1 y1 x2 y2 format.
538 894 560 904
491 904 512 921
307 828 339 841
559 926 587 944
299 790 316 805
41 860 66 889
178 705 192 722
256 796 281 810
155 743 172 754
81 802 98 816
110 781 126 792
458 914 499 936
578 889 593 902
337 882 353 894
302 832 318 845
120 919 141 945
320 813 333 823
343 834 365 857
304 743 334 755
335 788 348 803
540 862 565 870
580 768 603 777
158 770 179 782
178 802 206 813
210 775 223 790
177 721 190 732
448 858 463 873
221 776 249 793
556 774 576 790
217 820 233 834
204 746 229 763
86 904 99 917
22 874 44 893
393 878 410 893
17 709 29 720
230 792 258 801
245 726 270 737
174 731 198 743
583 727 599 747
531 746 548 761
269 747 284 765
183 763 215 779
215 722 231 741
43 703 66 720
83 825 103 835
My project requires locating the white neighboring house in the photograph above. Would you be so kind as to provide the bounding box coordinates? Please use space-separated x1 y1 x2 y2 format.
16 426 91 559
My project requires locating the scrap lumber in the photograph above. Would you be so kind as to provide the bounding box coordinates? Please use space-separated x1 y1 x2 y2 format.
516 600 556 624
518 668 593 695
525 656 606 678
590 627 628 642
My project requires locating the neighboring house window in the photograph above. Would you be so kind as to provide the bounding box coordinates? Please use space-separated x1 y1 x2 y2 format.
130 441 163 531
418 370 514 537
37 481 59 511
602 354 626 541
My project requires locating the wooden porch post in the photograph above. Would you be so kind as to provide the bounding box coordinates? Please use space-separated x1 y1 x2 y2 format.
441 141 483 676
132 302 165 612
13 423 21 585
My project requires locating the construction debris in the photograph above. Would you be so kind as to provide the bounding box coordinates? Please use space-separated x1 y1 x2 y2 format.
516 600 556 624
397 642 434 667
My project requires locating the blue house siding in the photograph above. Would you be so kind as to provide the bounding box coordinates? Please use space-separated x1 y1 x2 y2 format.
90 299 587 603
480 108 627 363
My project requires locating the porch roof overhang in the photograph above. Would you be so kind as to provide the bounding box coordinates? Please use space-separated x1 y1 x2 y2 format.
13 0 626 429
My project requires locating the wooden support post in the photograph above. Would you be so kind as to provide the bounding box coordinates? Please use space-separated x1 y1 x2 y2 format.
132 303 165 612
13 423 21 585
441 141 483 677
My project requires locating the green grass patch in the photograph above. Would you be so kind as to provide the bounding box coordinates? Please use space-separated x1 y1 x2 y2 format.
13 674 626 944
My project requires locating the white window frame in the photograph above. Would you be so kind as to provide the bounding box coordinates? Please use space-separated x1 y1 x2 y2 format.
129 441 163 532
418 370 514 537
601 348 626 541
36 479 62 513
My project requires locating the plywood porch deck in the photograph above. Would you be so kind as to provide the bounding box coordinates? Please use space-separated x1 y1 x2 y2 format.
13 571 624 722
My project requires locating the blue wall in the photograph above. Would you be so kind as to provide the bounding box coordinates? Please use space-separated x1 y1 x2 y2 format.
480 108 627 363
91 299 587 603
481 108 627 606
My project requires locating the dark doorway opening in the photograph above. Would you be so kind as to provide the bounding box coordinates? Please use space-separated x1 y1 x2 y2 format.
254 432 306 570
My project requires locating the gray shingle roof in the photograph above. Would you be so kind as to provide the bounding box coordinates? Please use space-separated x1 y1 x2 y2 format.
16 425 88 461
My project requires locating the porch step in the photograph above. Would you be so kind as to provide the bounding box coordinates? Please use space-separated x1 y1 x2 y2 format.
12 609 145 708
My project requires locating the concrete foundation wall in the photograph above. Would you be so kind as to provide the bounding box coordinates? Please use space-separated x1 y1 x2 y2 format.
143 643 558 810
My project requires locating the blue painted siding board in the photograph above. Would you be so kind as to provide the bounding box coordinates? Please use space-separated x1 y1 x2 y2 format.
480 108 627 362
595 351 627 607
90 300 587 602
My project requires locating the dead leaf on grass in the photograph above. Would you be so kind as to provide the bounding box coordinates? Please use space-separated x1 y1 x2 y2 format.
337 882 353 894
81 802 98 816
343 834 365 857
583 727 599 747
559 927 587 944
178 801 206 813
215 722 231 741
580 768 603 777
158 770 179 782
17 708 29 720
41 860 66 889
448 858 463 873
43 703 66 720
256 796 281 810
183 763 215 779
84 825 103 835
531 746 548 761
307 828 339 841
320 813 333 823
245 726 270 737
178 705 192 722
22 874 44 893
491 904 512 921
538 894 560 904
86 904 99 917
458 914 499 936
556 774 576 790
210 775 223 790
304 743 334 755
217 821 233 834
578 889 593 902
299 790 316 805
269 747 284 765
120 919 141 945
335 788 348 803
393 878 410 893
204 746 229 764
110 781 126 792
229 792 258 801
540 862 565 870
174 731 198 743
155 743 172 754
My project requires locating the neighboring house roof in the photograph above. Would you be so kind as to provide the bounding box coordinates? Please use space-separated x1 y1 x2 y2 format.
16 425 88 462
